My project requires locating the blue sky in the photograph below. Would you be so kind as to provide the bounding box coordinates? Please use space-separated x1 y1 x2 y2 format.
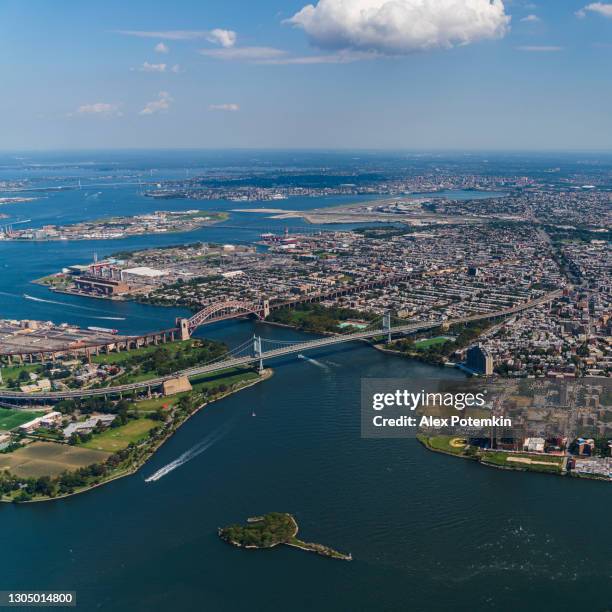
0 0 611 150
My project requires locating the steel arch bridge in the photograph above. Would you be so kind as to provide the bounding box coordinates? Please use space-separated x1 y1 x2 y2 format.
183 299 270 333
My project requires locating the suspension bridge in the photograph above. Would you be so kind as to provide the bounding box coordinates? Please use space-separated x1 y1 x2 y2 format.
0 290 561 402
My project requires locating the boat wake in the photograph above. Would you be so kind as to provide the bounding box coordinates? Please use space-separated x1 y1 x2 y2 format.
22 294 126 319
23 293 93 308
298 354 329 370
145 422 233 483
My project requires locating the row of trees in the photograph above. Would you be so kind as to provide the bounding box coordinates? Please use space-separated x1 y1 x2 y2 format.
3 419 164 502
126 341 227 377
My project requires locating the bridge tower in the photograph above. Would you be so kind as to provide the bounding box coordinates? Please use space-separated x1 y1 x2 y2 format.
253 335 263 373
262 299 270 319
177 318 191 341
383 310 392 344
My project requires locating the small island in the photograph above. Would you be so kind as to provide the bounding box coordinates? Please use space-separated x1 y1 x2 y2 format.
218 512 352 561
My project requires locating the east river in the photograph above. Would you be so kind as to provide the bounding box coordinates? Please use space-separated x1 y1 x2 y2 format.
0 156 610 611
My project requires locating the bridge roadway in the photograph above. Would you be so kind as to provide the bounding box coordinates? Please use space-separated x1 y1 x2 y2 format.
0 290 562 401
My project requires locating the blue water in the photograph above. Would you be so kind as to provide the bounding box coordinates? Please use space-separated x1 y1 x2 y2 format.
0 152 610 611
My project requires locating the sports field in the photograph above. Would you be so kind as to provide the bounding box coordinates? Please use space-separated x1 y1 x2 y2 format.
0 408 45 431
81 419 158 452
0 442 110 478
414 336 451 350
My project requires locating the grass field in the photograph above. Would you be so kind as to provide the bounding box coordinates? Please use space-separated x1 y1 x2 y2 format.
92 340 194 365
132 367 259 412
480 451 562 473
414 336 451 350
0 441 110 478
0 364 42 387
0 408 45 431
418 434 468 455
81 418 158 452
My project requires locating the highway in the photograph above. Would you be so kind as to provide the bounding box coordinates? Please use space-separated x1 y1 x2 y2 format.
0 290 562 401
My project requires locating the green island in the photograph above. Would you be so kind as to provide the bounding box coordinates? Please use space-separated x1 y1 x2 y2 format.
218 512 352 561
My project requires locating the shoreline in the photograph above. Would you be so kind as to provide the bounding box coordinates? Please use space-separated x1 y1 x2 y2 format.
3 212 228 243
219 513 352 561
417 436 610 483
3 368 273 504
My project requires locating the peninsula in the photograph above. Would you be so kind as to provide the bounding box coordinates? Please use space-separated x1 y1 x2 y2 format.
218 513 352 561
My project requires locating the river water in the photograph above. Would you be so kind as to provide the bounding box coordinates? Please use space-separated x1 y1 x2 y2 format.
0 156 609 611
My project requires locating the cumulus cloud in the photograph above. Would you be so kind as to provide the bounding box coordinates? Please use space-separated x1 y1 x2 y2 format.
520 13 540 22
205 28 237 47
287 0 510 55
209 103 240 111
75 103 122 117
576 2 612 18
199 46 287 60
516 45 562 51
155 42 169 53
139 91 173 115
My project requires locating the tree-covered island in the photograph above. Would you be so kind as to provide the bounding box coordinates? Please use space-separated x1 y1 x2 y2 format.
218 513 352 561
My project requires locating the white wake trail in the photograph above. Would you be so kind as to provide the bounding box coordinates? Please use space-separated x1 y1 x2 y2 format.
145 422 232 483
298 354 329 370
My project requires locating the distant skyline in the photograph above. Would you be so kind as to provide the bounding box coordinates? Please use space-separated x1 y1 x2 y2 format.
1 0 612 150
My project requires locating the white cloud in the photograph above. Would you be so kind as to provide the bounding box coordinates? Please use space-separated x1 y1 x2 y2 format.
132 62 182 73
516 45 562 51
139 91 173 115
200 46 287 60
205 28 237 47
209 103 240 111
155 42 169 53
260 50 376 64
576 2 612 17
520 14 540 22
139 62 167 72
287 0 510 55
116 30 210 40
199 42 374 64
117 29 238 43
75 103 122 117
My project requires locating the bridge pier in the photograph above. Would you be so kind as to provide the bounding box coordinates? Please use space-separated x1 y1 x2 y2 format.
383 310 392 343
253 335 263 373
178 318 191 341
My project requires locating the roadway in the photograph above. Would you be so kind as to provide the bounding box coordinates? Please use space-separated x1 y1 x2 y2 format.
0 290 562 401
